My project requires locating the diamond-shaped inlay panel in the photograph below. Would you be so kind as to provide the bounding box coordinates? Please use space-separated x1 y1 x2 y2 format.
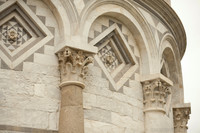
98 44 120 72
0 18 31 52
90 23 139 91
0 0 53 69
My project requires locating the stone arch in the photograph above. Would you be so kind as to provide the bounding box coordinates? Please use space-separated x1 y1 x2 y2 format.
80 0 159 74
159 33 184 105
43 0 71 42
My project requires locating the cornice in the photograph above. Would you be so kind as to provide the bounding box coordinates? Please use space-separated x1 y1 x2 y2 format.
134 0 186 59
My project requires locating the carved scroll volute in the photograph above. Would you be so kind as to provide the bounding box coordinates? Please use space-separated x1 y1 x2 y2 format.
142 79 172 113
57 47 93 83
173 107 191 133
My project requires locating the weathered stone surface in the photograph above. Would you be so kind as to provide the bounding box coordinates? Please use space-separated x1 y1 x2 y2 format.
0 131 25 133
124 80 143 101
83 92 97 108
84 119 124 133
125 128 136 133
59 106 84 133
112 92 137 107
46 84 60 100
34 53 58 66
87 65 102 77
44 45 55 55
111 112 137 128
48 112 59 130
96 95 133 116
84 84 112 98
61 85 83 106
0 0 190 132
84 108 111 123
85 76 109 88
23 62 59 77
0 107 48 129
34 84 46 97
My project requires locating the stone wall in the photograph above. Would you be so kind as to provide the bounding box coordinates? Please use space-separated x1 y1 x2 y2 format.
84 66 144 132
83 15 144 133
0 0 190 133
0 0 60 131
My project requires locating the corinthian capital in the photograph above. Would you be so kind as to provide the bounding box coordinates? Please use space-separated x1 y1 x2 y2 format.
173 104 191 133
57 47 93 85
141 74 173 113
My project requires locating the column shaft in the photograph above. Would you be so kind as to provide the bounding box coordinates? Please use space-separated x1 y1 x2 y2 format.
59 85 84 133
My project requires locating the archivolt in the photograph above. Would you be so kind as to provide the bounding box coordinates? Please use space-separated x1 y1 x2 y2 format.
80 0 158 74
159 33 184 104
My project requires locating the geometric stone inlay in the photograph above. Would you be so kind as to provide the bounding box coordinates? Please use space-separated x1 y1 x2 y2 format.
90 23 139 91
0 17 31 52
0 0 53 69
98 44 120 72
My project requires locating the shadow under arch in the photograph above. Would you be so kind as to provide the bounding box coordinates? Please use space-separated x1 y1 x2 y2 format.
159 33 184 105
80 0 159 75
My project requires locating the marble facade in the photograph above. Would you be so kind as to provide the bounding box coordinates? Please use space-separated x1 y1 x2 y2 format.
0 0 190 133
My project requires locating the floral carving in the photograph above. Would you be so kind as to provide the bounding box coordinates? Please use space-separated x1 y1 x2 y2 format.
173 107 191 133
57 47 93 82
143 79 171 112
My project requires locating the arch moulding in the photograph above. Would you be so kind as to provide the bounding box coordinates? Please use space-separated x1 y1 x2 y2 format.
80 0 160 74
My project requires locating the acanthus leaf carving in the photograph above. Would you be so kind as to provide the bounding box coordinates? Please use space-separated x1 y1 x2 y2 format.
142 79 172 112
57 47 93 83
173 107 191 133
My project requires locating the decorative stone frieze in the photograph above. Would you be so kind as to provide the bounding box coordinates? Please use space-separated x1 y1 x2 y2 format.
57 47 93 87
57 47 93 133
173 104 191 133
141 74 173 113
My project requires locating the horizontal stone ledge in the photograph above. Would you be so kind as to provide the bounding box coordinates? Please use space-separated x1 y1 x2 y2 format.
173 103 191 109
55 40 98 54
141 73 173 86
0 125 58 133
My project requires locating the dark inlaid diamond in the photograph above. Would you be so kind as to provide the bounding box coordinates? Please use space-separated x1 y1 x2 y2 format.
0 17 32 52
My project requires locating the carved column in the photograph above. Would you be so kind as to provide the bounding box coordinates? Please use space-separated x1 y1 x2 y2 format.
57 47 93 133
141 74 173 133
173 104 191 133
143 79 172 113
